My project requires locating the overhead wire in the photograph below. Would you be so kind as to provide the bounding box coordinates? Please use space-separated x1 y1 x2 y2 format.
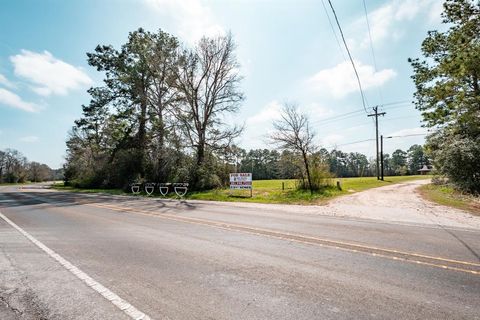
310 100 415 127
320 0 348 62
325 138 375 149
381 100 411 107
324 115 420 132
362 0 384 106
310 108 365 125
324 133 428 150
326 0 368 114
387 133 429 138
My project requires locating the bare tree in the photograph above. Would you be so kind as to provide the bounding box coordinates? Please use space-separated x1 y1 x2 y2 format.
270 104 316 194
175 32 244 188
29 162 52 182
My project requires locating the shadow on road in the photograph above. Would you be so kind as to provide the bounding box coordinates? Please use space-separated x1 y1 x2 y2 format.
0 187 198 214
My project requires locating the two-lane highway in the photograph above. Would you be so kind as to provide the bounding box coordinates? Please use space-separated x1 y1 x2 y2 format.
1 184 479 319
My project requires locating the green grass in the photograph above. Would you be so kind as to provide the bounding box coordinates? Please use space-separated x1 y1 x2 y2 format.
188 175 429 204
51 175 430 205
418 184 480 215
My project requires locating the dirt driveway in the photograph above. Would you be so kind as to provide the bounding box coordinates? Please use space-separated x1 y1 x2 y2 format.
325 179 480 229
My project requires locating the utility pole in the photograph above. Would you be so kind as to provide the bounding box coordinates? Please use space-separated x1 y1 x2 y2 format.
380 135 384 181
368 106 386 180
381 136 393 181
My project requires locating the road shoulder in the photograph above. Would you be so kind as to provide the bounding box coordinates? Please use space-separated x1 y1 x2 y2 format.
417 183 480 216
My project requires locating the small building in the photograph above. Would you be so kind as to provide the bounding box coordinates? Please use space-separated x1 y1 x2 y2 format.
417 165 432 175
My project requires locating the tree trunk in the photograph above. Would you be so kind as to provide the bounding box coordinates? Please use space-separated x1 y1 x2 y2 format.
302 150 313 195
137 99 147 178
189 133 206 190
156 109 165 181
196 131 205 166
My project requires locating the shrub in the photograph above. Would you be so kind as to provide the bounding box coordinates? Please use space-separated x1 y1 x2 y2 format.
431 175 448 186
297 163 333 191
430 135 480 194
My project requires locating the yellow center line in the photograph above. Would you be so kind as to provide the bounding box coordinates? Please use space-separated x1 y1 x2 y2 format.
85 202 480 276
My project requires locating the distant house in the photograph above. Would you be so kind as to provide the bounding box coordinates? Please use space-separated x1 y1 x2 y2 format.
417 165 432 175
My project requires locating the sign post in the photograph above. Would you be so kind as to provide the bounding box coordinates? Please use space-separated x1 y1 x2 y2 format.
229 173 253 197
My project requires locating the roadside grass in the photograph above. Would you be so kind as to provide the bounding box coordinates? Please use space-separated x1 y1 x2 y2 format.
51 175 429 205
418 184 480 216
188 175 429 204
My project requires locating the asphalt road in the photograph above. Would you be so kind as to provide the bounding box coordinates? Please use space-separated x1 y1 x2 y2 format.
0 184 479 320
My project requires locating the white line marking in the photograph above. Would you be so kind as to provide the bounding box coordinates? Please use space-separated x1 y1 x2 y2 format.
0 211 152 320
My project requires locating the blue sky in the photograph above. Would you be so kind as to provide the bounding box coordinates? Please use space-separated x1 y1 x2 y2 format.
0 0 444 168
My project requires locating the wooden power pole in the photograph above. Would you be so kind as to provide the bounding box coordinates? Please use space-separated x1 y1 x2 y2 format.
380 135 384 181
368 106 386 180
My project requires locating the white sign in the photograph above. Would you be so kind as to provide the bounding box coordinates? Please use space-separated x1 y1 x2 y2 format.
229 173 252 189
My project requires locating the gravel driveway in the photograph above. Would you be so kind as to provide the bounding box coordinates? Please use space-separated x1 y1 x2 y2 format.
325 179 480 229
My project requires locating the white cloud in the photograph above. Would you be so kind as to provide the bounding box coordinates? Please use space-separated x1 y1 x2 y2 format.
0 88 38 112
428 1 444 24
10 50 92 96
145 0 224 43
300 102 334 123
0 74 15 88
307 60 396 98
355 0 441 47
388 127 429 137
246 100 282 125
19 135 39 143
321 134 344 148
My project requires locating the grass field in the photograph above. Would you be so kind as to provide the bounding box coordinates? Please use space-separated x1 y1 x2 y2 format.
418 184 480 215
52 175 430 205
188 175 429 204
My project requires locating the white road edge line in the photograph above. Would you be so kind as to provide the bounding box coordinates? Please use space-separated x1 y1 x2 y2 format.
0 211 152 320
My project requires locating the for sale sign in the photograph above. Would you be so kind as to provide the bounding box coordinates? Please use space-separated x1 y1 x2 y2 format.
229 173 252 189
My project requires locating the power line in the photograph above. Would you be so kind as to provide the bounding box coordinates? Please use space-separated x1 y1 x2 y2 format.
324 133 428 150
383 115 419 122
310 101 415 127
362 0 378 71
381 100 411 107
325 138 375 149
386 133 429 138
320 0 347 62
330 115 419 131
362 0 384 105
381 103 415 111
326 0 368 113
310 108 365 125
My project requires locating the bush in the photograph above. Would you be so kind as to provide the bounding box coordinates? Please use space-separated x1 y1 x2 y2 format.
297 163 333 192
431 175 448 186
190 161 223 190
430 135 480 194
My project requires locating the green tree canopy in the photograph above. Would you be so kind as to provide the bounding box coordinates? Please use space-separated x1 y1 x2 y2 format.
409 0 480 137
409 0 480 193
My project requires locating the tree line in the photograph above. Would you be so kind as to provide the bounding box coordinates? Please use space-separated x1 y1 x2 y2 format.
0 148 62 183
232 145 429 181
